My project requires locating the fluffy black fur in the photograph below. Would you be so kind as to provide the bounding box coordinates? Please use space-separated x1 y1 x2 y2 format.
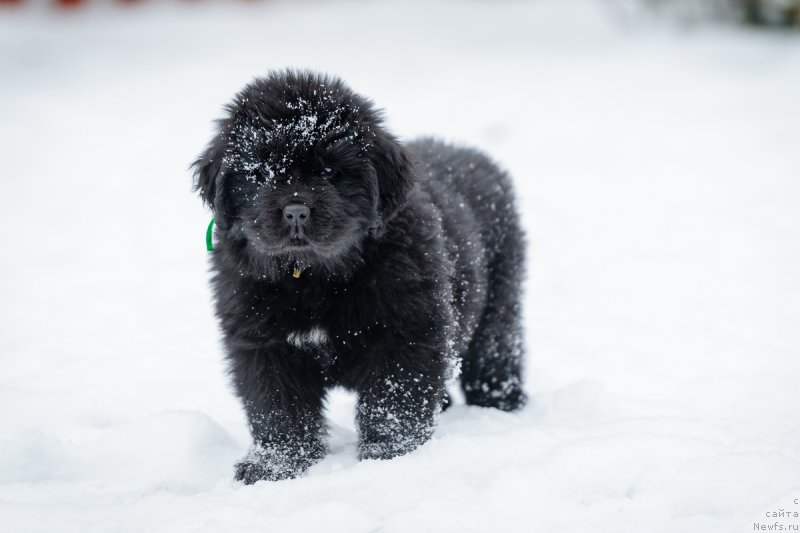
193 70 527 483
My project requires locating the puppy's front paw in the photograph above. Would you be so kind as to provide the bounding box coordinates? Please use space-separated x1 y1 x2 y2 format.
234 458 292 484
358 437 427 461
234 443 323 484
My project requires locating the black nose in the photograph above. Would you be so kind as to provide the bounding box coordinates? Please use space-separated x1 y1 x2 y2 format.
283 203 310 227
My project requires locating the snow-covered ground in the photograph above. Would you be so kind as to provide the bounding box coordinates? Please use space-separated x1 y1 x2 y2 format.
1 1 799 531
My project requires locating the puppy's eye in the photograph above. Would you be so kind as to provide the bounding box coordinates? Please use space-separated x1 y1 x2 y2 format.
252 166 273 184
321 167 336 178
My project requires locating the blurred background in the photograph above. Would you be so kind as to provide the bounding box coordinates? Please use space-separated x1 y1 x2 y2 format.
3 0 800 26
1 1 798 532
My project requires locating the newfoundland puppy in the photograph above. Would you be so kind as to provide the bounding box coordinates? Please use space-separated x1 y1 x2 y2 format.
193 70 526 483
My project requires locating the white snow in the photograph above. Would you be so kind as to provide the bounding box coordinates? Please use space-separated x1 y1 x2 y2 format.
1 1 800 532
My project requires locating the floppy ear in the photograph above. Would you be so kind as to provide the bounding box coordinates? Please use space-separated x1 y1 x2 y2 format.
192 135 232 230
369 130 415 225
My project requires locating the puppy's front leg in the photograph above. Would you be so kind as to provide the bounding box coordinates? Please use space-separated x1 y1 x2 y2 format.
356 357 446 461
228 341 327 483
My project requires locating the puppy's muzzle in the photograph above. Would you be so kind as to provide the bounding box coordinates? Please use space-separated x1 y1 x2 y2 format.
283 203 310 228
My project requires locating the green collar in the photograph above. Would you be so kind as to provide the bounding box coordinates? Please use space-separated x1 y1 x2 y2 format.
206 217 215 252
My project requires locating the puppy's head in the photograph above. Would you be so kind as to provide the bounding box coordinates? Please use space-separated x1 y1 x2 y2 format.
193 70 414 275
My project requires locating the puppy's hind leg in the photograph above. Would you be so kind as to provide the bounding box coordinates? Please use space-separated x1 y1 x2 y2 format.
461 228 527 412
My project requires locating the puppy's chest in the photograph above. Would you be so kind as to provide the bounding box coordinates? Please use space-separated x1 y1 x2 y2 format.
248 279 374 349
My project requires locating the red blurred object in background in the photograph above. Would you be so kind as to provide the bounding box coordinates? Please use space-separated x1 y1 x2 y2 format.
56 0 147 6
0 0 198 8
0 0 149 6
0 0 268 8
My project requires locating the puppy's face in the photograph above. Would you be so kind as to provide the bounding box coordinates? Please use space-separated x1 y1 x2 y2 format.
194 72 413 274
222 106 379 262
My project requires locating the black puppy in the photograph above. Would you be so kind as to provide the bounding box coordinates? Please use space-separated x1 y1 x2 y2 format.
193 70 526 483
